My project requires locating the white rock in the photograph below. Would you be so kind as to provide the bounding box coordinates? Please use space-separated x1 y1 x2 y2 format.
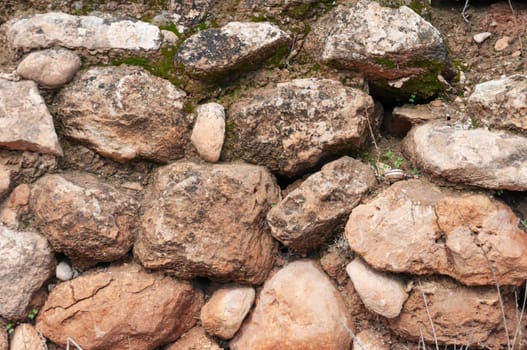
55 261 74 281
473 32 491 44
191 103 225 163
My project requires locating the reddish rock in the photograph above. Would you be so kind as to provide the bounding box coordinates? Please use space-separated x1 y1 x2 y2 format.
165 327 222 350
0 184 30 229
10 324 46 350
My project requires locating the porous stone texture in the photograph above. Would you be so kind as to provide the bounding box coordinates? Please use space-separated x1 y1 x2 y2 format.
403 123 527 190
346 179 527 286
10 324 46 350
36 264 204 350
267 156 376 252
0 150 57 189
346 258 408 318
30 173 139 267
353 329 390 350
175 21 291 78
468 74 527 133
134 162 280 285
54 65 190 163
0 79 62 156
165 327 222 350
224 78 376 176
230 260 352 350
200 285 255 340
3 12 161 52
16 48 81 88
0 225 55 319
191 102 225 163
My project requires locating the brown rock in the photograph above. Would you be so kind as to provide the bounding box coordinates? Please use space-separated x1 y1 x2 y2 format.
346 179 527 286
494 36 510 51
36 264 204 350
191 102 225 163
0 150 57 189
320 246 349 285
134 162 279 285
30 173 138 267
165 327 222 350
10 324 46 350
54 65 190 163
353 329 390 350
0 184 30 229
230 260 352 350
0 325 7 350
201 286 255 340
385 103 446 136
267 156 376 252
0 165 10 200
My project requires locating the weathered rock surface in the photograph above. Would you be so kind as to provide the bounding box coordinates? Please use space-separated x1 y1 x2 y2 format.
191 102 225 163
175 21 291 78
4 12 161 52
353 329 390 350
346 258 408 318
230 260 352 350
30 173 138 267
346 179 527 286
0 327 6 350
201 285 255 340
36 264 204 350
305 0 454 99
0 165 10 200
403 123 527 190
165 327 222 350
0 225 55 319
385 102 448 136
0 150 57 189
0 79 62 156
468 74 527 133
224 78 376 176
10 324 46 350
134 162 279 285
16 48 81 88
267 157 376 252
237 0 320 19
54 65 190 163
0 184 30 229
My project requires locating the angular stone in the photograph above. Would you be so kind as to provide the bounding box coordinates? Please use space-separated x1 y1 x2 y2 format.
267 157 376 252
134 162 280 285
36 264 204 350
353 329 390 350
10 324 46 350
0 79 62 156
224 78 376 176
29 173 139 268
346 258 408 318
16 48 81 88
468 74 527 133
0 225 55 319
0 184 30 229
385 102 446 136
201 286 255 340
473 32 492 44
54 65 190 163
346 179 527 286
230 260 352 350
170 0 214 32
403 123 527 190
4 12 161 52
237 0 320 19
166 327 222 350
175 21 291 78
191 102 225 163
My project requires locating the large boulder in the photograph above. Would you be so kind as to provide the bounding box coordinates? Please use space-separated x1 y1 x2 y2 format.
346 179 527 286
223 78 376 176
267 157 376 252
0 225 55 319
403 123 527 190
29 173 139 268
230 260 352 350
134 162 280 285
54 65 191 163
36 264 204 350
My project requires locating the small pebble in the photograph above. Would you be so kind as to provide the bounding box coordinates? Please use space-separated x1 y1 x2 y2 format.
494 36 510 51
512 50 522 58
473 32 491 44
56 261 74 281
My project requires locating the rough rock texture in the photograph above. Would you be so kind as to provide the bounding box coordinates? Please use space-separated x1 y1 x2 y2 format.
224 78 376 176
237 0 320 19
16 48 81 88
4 12 161 52
165 327 222 350
36 264 204 350
191 102 225 163
346 258 408 318
0 184 30 229
0 150 57 189
267 157 376 252
403 123 527 190
170 1 215 32
54 65 190 163
346 179 527 286
0 79 62 156
134 162 280 285
230 260 352 350
30 173 138 267
0 165 10 200
305 0 454 99
385 102 445 136
468 74 527 132
0 327 6 350
201 285 255 340
0 225 55 319
353 329 390 350
10 324 46 350
175 21 291 78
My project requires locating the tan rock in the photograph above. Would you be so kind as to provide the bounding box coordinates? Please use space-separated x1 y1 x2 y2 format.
16 49 81 88
0 327 6 350
134 162 279 285
10 324 46 350
30 173 138 267
0 184 30 228
191 103 225 163
165 327 222 350
201 286 255 340
230 260 352 350
494 36 510 51
385 103 446 136
36 264 204 350
0 165 10 200
353 329 390 350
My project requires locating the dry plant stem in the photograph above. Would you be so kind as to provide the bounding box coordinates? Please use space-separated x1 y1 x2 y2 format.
340 320 366 350
507 0 524 56
511 280 527 348
418 280 439 350
365 114 381 165
462 0 470 23
66 337 83 350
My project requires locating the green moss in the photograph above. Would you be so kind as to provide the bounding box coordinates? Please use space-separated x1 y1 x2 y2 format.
159 22 182 38
251 14 267 22
374 57 397 69
265 44 290 68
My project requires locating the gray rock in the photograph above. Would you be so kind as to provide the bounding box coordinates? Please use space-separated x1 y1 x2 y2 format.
0 225 55 319
170 0 214 32
55 261 74 281
0 79 62 156
191 103 225 163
